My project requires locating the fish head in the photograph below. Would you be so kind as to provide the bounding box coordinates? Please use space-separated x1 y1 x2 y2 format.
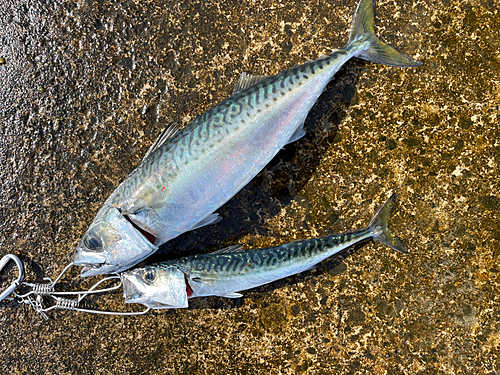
122 265 188 309
72 206 158 277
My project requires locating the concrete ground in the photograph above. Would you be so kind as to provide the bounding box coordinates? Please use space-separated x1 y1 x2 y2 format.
0 0 498 373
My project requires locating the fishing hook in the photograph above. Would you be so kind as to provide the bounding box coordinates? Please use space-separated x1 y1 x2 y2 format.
0 254 151 318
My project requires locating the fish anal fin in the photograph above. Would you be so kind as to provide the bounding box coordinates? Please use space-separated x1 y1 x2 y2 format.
303 263 316 272
190 213 221 231
286 126 306 145
219 292 243 299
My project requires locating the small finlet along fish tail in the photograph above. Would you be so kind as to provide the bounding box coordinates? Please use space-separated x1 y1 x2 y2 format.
368 194 408 254
348 0 422 68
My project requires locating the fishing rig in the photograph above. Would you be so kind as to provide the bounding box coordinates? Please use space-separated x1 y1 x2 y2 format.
0 253 150 318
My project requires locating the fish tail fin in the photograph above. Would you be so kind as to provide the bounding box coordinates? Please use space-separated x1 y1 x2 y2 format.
368 194 408 253
348 0 422 68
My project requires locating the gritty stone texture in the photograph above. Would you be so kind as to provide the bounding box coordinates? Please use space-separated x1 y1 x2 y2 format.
0 0 499 374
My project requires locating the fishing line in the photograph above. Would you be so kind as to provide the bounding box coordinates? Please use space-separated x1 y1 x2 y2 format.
0 254 150 318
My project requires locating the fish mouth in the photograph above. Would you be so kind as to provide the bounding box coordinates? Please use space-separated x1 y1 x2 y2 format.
80 264 105 278
78 250 156 277
81 264 97 273
72 247 106 271
122 274 144 303
79 263 124 278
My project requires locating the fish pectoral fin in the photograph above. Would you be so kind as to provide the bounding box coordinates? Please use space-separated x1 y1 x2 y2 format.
286 126 306 145
142 122 181 162
189 213 221 231
119 198 151 215
233 72 270 94
219 292 243 299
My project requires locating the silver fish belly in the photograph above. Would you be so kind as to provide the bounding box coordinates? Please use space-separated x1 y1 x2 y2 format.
72 0 421 277
122 194 407 309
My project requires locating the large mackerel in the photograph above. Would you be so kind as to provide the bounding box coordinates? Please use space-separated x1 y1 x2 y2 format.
122 194 407 309
72 0 421 276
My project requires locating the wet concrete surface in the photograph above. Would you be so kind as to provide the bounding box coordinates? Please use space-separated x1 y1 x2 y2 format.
0 0 499 373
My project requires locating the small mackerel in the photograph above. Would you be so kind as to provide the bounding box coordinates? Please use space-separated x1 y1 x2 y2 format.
72 0 421 276
122 194 407 309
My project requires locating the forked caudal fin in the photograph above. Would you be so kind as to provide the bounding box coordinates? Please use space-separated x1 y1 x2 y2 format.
368 194 408 254
348 0 422 68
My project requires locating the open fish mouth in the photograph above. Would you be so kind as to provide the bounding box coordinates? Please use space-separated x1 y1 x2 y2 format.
71 246 107 273
80 263 122 278
80 264 105 278
81 264 102 274
121 276 133 301
122 274 144 303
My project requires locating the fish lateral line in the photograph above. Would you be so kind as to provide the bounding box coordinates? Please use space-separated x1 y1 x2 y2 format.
121 193 408 309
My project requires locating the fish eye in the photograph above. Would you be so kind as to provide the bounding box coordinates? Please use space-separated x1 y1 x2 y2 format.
84 234 102 251
143 268 157 283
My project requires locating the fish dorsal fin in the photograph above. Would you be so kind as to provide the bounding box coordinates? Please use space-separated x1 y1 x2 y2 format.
233 72 270 94
212 244 245 254
142 123 181 161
